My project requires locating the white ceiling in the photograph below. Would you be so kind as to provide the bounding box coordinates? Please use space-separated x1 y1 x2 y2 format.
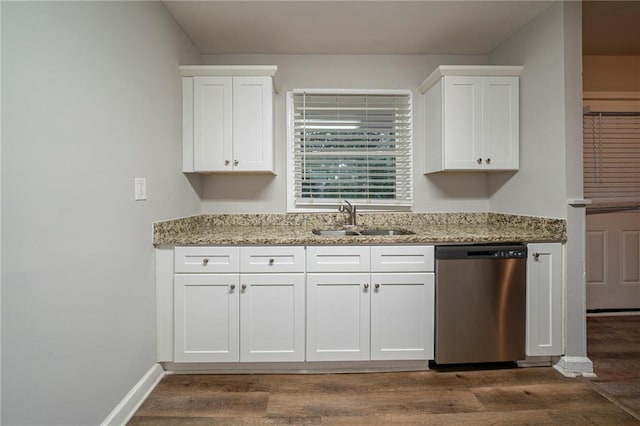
163 1 555 55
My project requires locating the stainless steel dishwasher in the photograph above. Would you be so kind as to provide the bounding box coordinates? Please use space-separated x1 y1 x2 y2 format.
435 244 527 364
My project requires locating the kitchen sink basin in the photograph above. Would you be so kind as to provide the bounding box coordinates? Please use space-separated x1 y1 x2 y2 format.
359 229 415 236
312 228 415 236
312 229 360 236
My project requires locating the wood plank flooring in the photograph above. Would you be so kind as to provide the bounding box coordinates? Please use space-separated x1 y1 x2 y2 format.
130 316 640 424
587 315 640 418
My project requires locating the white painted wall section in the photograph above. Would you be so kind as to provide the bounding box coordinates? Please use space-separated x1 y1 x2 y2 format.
2 2 200 424
198 54 492 214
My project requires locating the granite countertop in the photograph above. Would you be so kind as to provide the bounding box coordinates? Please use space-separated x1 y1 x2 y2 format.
153 212 566 246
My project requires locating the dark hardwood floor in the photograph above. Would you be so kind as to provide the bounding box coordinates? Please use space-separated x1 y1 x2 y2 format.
129 316 640 424
586 315 640 418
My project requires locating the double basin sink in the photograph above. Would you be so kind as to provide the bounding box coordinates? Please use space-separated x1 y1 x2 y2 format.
312 228 415 237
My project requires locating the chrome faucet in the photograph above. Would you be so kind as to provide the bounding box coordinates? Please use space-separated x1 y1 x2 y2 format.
339 200 357 226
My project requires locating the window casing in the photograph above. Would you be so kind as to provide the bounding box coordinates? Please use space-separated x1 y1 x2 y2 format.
287 89 413 211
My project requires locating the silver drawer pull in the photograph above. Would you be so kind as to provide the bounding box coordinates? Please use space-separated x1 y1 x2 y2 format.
375 283 380 290
202 258 209 265
269 258 275 265
486 158 491 164
229 284 235 290
364 283 369 289
241 284 247 290
477 158 482 164
533 252 540 260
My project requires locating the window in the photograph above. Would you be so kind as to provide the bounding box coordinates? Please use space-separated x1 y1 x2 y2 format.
583 112 640 202
287 90 413 211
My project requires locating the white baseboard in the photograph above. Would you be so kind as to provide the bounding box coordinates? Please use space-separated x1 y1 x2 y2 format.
553 356 595 378
101 363 165 426
162 360 429 375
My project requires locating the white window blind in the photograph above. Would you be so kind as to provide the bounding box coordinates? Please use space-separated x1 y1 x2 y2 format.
289 91 413 209
583 113 640 202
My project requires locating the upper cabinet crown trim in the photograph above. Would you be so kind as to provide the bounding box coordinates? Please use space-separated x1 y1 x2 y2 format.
180 65 281 94
418 65 524 94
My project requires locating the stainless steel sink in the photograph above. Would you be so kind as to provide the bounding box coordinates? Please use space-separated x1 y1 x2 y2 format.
359 229 415 236
312 229 360 236
312 228 415 236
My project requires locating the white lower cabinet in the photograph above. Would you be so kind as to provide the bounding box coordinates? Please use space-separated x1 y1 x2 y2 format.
174 273 240 363
306 273 371 361
526 243 563 356
174 246 305 363
306 246 435 362
239 273 305 362
370 273 435 361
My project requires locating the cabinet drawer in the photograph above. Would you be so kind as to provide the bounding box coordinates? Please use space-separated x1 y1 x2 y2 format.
240 246 305 273
371 246 434 272
307 246 370 272
175 246 239 273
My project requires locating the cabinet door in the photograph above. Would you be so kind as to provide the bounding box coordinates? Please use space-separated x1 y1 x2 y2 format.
239 274 305 362
526 243 563 356
174 274 239 362
232 76 274 172
482 77 519 170
193 76 233 172
370 273 434 360
306 273 370 361
443 76 483 170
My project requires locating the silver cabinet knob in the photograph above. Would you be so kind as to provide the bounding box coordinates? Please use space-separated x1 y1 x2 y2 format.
202 258 209 265
486 158 491 164
533 252 540 260
225 160 230 166
269 258 275 265
241 284 247 290
234 159 239 166
229 284 235 290
364 283 369 289
477 158 482 164
375 283 380 289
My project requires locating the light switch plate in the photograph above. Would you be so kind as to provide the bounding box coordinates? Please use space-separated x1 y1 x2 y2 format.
134 177 146 201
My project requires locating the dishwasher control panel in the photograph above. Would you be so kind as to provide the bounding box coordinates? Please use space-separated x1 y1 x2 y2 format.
436 244 527 260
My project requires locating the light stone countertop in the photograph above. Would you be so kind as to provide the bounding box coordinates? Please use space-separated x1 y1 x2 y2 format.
153 212 566 246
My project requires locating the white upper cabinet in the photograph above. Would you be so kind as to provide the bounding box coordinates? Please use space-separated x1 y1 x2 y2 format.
420 65 522 173
181 66 280 174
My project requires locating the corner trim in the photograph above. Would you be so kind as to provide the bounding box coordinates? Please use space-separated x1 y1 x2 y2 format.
553 356 596 378
101 363 165 426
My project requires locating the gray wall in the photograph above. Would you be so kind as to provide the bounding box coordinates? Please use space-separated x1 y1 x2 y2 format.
487 1 568 219
1 2 200 424
489 2 590 361
198 54 493 213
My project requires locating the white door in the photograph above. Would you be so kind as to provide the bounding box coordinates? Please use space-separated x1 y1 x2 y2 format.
174 274 239 362
239 274 305 362
306 273 370 361
526 243 563 356
370 273 434 360
443 76 483 170
586 211 640 309
482 77 519 170
232 76 273 172
193 76 233 171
